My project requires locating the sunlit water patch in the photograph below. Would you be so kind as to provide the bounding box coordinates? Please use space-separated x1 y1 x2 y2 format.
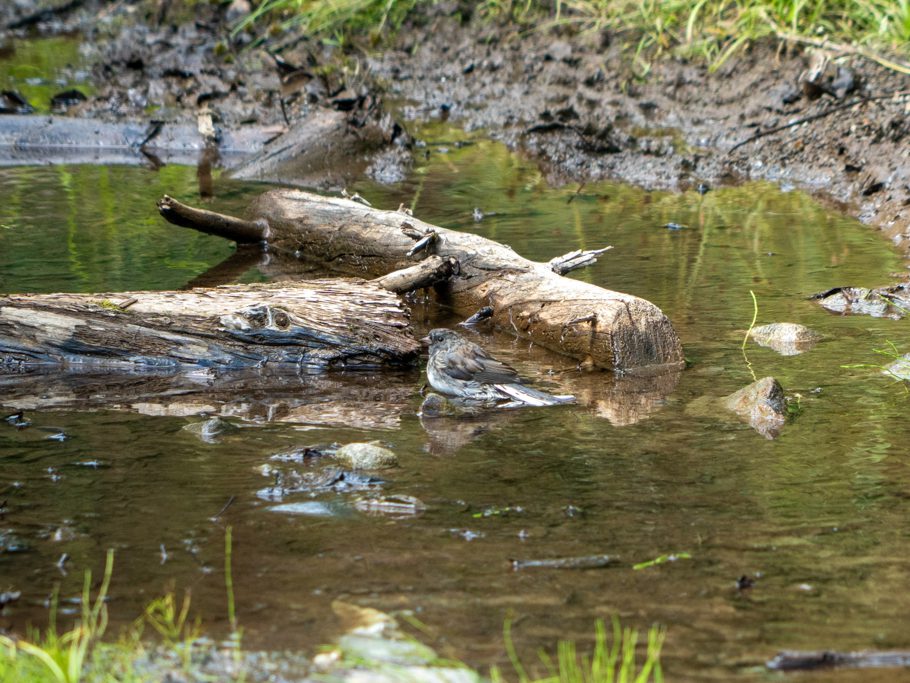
1 128 910 681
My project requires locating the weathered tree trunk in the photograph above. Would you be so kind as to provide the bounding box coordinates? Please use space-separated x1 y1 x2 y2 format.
0 279 419 370
159 191 685 374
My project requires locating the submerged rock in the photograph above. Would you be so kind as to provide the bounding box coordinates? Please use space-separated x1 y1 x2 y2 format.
182 416 238 443
353 494 426 517
334 442 398 470
749 322 821 355
315 602 484 683
268 501 351 517
812 284 910 319
724 376 787 439
884 354 910 381
255 467 382 501
337 634 437 666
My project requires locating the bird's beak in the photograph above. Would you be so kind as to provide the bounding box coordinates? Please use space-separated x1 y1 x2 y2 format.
420 335 431 347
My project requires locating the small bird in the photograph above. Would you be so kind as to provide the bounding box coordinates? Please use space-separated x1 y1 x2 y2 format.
422 328 574 407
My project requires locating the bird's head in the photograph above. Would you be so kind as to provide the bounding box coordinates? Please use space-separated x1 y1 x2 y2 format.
420 328 459 347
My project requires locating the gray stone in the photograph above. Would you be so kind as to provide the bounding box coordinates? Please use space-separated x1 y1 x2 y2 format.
749 322 821 355
268 501 348 517
338 635 437 666
334 442 398 470
885 354 910 381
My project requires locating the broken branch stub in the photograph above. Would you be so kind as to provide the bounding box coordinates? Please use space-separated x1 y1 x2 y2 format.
159 190 684 373
548 246 613 275
373 255 459 294
157 195 266 243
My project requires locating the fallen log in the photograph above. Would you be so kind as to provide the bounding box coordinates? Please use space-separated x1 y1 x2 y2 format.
158 191 684 374
0 279 420 371
0 115 280 167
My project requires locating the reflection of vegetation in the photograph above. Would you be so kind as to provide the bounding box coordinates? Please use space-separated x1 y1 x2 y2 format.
492 618 665 683
0 166 259 294
0 38 93 113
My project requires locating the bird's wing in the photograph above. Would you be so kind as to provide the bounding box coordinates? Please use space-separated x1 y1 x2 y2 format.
441 343 523 385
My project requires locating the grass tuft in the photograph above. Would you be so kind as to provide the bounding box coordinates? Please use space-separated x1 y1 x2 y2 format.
491 616 665 683
0 549 114 683
235 0 910 73
551 0 910 70
233 0 423 44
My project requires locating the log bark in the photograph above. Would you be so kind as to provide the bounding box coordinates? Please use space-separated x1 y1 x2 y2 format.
0 279 419 371
159 190 685 374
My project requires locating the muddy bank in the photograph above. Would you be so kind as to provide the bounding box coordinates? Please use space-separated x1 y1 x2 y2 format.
362 14 909 255
0 0 410 185
2 2 908 254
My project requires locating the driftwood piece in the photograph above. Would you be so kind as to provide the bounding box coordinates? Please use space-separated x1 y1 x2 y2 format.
374 255 459 294
0 280 419 370
767 649 910 671
548 246 613 275
158 191 684 374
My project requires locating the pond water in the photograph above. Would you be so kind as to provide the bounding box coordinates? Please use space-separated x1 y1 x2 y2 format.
2 126 910 682
0 36 92 113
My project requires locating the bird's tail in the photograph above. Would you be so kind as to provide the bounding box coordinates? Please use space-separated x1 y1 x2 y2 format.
495 383 575 407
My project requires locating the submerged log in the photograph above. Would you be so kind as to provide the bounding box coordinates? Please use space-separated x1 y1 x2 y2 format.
0 279 419 370
0 115 279 167
158 191 684 374
768 650 910 671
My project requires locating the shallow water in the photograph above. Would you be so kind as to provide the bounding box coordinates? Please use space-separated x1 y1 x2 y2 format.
0 36 92 112
2 127 910 681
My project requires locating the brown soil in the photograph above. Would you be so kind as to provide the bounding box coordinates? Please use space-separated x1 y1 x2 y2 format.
363 12 910 254
3 2 909 254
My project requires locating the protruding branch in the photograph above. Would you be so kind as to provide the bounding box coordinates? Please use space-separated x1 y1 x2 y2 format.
157 195 267 244
548 246 613 275
374 255 459 294
460 306 494 326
